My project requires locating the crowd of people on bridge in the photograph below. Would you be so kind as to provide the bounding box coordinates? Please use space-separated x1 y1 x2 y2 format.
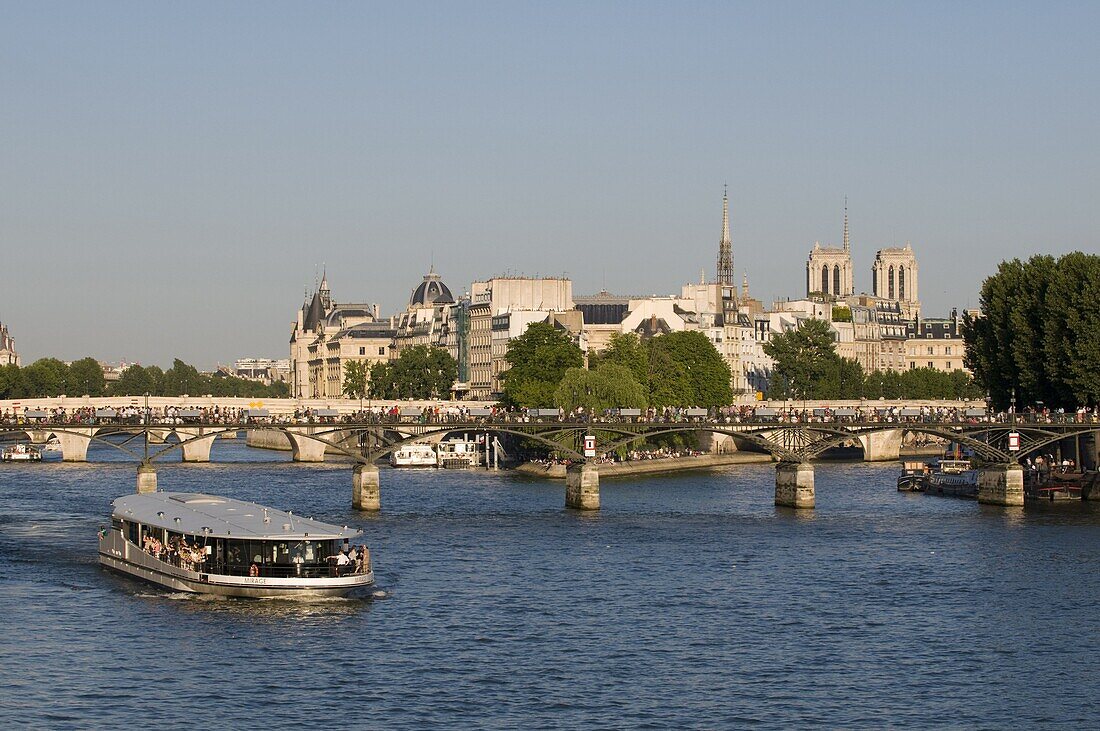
3 402 1098 428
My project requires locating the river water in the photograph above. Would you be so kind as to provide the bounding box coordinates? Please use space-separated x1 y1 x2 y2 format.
1 440 1098 729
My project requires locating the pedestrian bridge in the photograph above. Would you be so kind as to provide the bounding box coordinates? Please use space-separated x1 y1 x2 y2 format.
3 417 1097 513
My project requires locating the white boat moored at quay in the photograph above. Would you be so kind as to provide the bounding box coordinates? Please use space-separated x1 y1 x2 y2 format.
98 492 374 598
390 443 438 467
2 443 43 462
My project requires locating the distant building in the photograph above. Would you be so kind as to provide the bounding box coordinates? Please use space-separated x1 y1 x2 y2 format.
0 322 19 366
905 309 968 373
467 277 575 399
233 358 291 384
806 204 854 298
289 272 391 398
872 243 920 319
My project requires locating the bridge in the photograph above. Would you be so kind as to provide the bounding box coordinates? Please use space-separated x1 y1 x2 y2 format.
4 415 1098 512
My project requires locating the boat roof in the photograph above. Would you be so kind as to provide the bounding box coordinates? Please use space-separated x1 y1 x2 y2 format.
110 492 361 541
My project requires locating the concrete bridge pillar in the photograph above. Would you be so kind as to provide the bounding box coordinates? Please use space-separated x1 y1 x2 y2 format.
858 429 904 462
775 462 815 509
977 464 1025 507
174 427 225 462
57 428 98 462
27 430 51 444
147 428 170 444
353 464 381 511
136 464 158 494
286 428 328 462
566 462 600 510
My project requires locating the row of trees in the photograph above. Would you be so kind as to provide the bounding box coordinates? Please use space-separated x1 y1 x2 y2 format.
499 323 734 409
963 252 1100 410
763 319 984 400
342 345 458 400
0 358 289 399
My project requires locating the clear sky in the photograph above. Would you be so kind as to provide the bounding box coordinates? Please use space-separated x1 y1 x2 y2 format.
2 1 1097 368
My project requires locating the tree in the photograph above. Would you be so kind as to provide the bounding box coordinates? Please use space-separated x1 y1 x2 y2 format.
368 361 394 399
109 365 156 396
554 363 648 412
67 357 106 396
22 358 69 397
763 320 842 399
0 364 27 399
965 252 1100 409
646 330 733 407
591 333 649 386
162 359 204 396
390 346 457 399
500 322 584 407
343 360 368 399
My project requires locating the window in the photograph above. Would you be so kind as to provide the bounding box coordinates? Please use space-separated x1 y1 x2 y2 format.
946 362 952 369
833 264 841 295
378 347 386 356
888 265 895 299
945 346 952 355
821 265 829 294
910 362 916 369
359 347 365 355
927 346 934 355
928 361 934 369
899 266 906 299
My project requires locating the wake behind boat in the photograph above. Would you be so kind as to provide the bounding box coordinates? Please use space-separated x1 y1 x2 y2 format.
98 492 374 598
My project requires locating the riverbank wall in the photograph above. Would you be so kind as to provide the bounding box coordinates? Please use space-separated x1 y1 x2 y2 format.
515 452 773 480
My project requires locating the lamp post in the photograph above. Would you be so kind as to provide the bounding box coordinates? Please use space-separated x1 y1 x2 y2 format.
143 392 150 463
1011 388 1017 425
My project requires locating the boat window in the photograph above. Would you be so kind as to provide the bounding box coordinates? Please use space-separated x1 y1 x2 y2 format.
128 521 139 544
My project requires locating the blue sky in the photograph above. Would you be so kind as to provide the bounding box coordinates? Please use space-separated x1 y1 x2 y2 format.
2 1 1097 367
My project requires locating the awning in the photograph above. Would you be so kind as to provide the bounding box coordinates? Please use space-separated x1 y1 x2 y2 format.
466 408 493 417
617 408 641 417
95 408 118 418
754 407 778 418
314 408 339 417
245 408 270 417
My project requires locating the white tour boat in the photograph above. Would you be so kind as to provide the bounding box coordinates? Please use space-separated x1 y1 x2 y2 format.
2 444 43 462
98 492 374 598
390 443 437 467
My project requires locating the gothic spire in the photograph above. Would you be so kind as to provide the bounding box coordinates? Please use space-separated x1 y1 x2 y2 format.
843 196 850 253
716 185 734 286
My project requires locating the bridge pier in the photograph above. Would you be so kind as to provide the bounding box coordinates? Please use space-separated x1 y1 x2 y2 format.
136 464 157 494
286 428 327 462
353 464 380 511
27 430 51 444
147 428 170 444
775 462 815 509
566 462 600 510
175 427 225 462
977 464 1025 507
57 428 98 462
858 429 904 462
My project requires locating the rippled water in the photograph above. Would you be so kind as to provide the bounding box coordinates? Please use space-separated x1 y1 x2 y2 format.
1 440 1098 729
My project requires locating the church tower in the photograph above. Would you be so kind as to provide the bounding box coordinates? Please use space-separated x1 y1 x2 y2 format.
805 199 854 298
716 186 734 286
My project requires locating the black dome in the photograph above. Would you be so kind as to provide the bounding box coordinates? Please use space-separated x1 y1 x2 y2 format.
410 271 454 307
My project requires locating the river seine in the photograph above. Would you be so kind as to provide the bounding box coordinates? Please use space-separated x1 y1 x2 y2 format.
2 440 1098 729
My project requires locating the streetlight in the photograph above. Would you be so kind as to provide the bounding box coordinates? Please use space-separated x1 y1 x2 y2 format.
143 392 150 463
1011 388 1017 425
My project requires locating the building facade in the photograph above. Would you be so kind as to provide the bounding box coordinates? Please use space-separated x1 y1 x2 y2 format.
905 310 968 373
872 243 920 319
0 322 18 366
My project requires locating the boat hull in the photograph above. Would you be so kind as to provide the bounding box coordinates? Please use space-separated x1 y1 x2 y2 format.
98 532 373 599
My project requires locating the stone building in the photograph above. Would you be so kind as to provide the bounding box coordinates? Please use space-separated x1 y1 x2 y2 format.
871 243 920 319
806 206 854 298
289 273 391 398
0 322 18 366
467 277 575 400
905 309 968 373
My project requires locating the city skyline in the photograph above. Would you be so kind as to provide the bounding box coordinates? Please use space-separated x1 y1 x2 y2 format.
3 2 1098 366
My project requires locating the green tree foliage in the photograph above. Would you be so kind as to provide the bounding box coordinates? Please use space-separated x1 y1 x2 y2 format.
390 346 458 399
343 360 368 399
763 319 850 399
0 364 27 398
500 322 584 407
109 365 155 396
964 253 1100 409
66 357 106 396
590 333 649 386
366 347 458 400
21 358 69 397
646 331 733 407
554 363 648 412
